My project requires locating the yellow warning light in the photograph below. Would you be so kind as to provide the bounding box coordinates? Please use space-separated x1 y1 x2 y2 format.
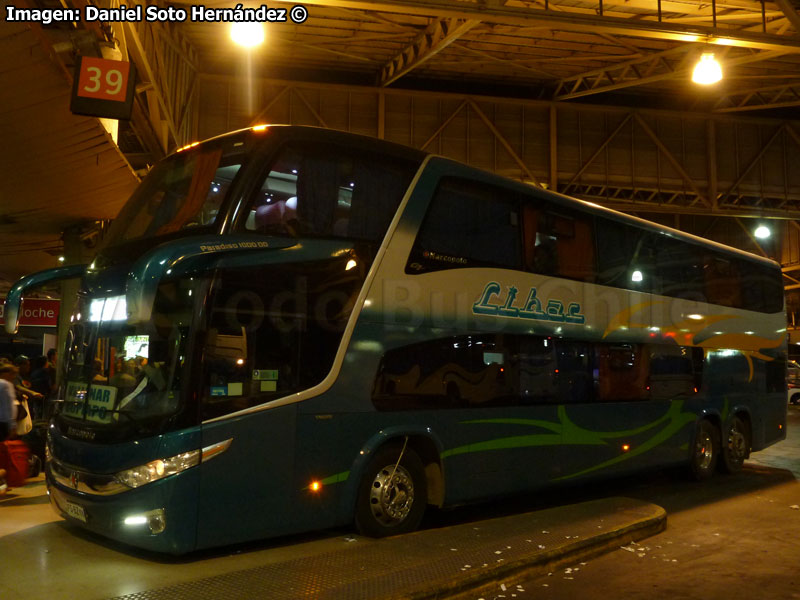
252 124 269 132
310 480 322 492
622 444 631 452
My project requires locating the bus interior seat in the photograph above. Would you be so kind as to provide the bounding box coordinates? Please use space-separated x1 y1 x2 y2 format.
254 197 298 232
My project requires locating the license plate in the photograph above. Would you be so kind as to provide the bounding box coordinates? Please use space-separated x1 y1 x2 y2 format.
64 501 87 523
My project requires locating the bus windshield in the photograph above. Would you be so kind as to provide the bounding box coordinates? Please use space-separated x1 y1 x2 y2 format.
58 279 196 437
103 142 246 247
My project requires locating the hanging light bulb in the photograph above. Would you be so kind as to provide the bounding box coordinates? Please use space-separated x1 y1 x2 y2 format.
230 23 265 48
692 52 723 85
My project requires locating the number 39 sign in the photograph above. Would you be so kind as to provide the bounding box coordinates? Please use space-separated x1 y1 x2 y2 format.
70 56 136 120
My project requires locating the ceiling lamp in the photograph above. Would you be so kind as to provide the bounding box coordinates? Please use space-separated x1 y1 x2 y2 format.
754 225 771 239
692 52 722 85
230 23 265 48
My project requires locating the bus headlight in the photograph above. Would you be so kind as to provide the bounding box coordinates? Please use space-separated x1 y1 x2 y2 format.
116 450 200 489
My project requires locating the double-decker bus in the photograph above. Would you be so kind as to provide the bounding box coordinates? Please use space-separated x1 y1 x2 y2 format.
5 125 786 554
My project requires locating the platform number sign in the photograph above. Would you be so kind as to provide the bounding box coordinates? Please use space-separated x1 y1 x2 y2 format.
70 56 136 120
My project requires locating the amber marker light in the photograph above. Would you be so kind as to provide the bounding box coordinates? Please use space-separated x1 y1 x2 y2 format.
309 480 322 492
177 141 199 153
622 444 631 452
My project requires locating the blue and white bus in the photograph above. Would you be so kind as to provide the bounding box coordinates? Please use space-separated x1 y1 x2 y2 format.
6 125 787 553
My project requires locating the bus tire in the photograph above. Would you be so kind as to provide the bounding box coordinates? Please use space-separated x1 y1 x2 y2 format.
355 444 427 538
689 420 719 481
719 416 749 475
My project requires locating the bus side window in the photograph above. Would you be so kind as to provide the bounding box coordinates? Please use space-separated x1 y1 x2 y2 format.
554 340 594 403
703 255 742 308
518 336 558 404
201 259 360 420
373 335 517 410
596 344 649 402
407 178 522 273
649 345 696 400
523 206 595 282
595 218 645 290
654 238 706 303
740 260 783 313
765 354 787 393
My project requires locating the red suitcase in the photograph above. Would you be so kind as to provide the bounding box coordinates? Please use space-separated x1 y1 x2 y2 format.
0 439 30 488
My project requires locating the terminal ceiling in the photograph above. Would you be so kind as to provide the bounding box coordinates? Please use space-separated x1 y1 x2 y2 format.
1 0 800 301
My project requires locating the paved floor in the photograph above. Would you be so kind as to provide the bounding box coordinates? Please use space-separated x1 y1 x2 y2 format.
473 404 800 600
2 405 798 600
0 475 662 600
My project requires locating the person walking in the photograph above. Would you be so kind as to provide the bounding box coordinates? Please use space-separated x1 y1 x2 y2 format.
0 364 17 442
0 363 19 495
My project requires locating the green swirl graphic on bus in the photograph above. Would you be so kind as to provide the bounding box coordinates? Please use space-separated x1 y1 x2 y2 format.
472 281 585 324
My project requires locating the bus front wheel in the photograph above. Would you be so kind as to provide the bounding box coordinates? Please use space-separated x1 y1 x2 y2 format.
719 416 749 474
355 444 427 538
690 420 719 481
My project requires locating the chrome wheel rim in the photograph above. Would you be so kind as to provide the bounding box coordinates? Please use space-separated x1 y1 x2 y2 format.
727 423 746 463
368 464 415 527
695 429 714 470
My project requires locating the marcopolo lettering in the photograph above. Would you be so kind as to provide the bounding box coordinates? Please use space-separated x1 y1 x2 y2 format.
472 281 585 324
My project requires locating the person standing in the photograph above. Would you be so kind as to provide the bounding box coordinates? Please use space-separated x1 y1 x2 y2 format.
0 364 18 442
45 349 57 390
29 356 51 420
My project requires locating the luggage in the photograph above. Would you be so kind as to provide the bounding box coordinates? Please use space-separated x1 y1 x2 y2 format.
22 421 47 468
0 439 30 487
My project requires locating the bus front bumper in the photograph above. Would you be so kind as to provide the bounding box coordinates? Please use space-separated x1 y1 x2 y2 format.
46 465 199 555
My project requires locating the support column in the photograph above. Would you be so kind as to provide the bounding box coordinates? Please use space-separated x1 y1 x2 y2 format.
549 105 558 191
707 120 718 209
55 228 88 393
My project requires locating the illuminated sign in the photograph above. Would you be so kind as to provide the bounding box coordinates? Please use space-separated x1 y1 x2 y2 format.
70 56 136 120
0 298 60 327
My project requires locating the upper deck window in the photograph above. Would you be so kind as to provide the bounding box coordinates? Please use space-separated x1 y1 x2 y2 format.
407 178 522 273
106 145 244 245
243 142 418 245
522 205 595 282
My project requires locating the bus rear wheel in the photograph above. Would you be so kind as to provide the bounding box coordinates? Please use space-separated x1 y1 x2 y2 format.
689 420 719 481
719 416 749 474
355 444 427 538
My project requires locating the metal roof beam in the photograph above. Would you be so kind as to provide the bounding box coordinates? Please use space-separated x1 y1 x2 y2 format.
554 45 691 99
379 18 480 86
773 0 800 33
714 82 800 112
555 46 787 100
264 0 800 53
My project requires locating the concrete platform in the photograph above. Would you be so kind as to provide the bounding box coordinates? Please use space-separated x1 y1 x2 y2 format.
0 476 665 600
105 497 665 600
